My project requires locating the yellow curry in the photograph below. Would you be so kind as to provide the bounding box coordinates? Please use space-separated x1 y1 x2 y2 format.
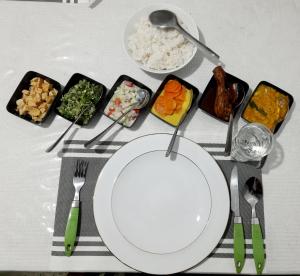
243 84 289 132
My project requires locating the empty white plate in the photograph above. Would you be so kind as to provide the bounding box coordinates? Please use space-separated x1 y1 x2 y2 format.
112 150 211 255
94 134 229 274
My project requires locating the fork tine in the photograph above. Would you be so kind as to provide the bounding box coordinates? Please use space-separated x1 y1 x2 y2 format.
74 160 89 178
79 161 84 177
75 160 80 177
83 161 88 177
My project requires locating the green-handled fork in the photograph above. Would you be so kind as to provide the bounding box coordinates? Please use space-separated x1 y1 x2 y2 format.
64 160 89 256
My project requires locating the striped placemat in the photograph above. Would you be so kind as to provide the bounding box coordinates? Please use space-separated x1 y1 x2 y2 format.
7 0 91 4
52 140 265 261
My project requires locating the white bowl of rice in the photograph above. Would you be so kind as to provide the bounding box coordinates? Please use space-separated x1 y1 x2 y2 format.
124 4 199 74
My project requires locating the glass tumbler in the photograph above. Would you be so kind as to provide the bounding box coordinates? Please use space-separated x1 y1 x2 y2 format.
231 123 274 162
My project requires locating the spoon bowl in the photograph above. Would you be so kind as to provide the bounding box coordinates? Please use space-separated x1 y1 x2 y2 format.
149 10 178 29
244 177 263 208
135 89 151 109
149 9 220 59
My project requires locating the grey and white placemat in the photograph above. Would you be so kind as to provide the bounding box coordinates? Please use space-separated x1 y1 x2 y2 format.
51 140 265 270
6 0 91 4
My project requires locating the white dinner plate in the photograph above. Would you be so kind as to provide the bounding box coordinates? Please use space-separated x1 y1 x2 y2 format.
93 134 229 274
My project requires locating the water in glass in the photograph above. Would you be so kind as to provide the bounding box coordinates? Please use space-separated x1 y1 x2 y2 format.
231 123 273 162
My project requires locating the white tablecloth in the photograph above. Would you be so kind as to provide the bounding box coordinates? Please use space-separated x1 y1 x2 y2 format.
0 0 300 274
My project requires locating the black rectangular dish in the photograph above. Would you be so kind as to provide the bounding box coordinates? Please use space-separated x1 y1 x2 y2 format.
6 71 62 125
198 68 249 123
150 74 200 127
241 81 294 134
55 73 107 126
102 75 153 128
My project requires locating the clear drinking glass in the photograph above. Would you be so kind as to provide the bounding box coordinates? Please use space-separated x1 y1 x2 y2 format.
231 123 274 162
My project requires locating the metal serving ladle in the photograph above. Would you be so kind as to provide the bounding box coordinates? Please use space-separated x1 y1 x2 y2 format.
149 10 220 60
84 89 150 148
46 103 93 153
224 83 246 156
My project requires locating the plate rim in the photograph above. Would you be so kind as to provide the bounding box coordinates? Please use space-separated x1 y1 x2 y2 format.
93 133 230 274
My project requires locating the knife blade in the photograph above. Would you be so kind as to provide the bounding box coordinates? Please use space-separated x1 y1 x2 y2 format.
230 165 245 273
230 165 240 216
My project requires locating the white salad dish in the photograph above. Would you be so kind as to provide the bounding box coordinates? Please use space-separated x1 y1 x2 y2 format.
123 4 199 74
93 133 230 274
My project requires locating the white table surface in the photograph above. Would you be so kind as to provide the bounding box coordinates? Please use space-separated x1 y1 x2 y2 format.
0 0 300 274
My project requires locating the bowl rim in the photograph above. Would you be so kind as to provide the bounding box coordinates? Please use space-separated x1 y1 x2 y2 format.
150 74 200 127
54 73 107 126
102 74 153 128
241 80 294 134
123 4 199 74
6 70 62 125
198 72 250 124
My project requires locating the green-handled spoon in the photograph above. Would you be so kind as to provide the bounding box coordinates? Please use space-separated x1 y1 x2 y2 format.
244 177 265 274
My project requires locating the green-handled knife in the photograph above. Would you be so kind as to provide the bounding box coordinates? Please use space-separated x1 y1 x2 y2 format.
230 165 245 273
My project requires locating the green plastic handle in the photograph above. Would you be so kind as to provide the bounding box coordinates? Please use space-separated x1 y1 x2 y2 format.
233 221 245 273
64 206 79 256
252 222 265 274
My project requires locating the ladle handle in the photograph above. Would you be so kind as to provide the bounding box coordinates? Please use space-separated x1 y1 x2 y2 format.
84 104 135 147
175 24 220 59
252 218 265 274
224 112 234 156
46 103 92 153
165 126 179 157
165 110 190 157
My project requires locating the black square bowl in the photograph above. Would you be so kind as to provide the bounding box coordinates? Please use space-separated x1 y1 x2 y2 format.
150 74 200 127
198 72 249 123
55 73 107 126
241 81 294 134
6 71 62 125
102 75 153 128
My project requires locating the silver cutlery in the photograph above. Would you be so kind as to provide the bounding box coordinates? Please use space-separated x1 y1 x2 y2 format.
165 105 191 157
149 10 220 60
230 165 245 273
84 89 150 147
46 103 93 153
224 83 245 156
64 160 88 256
165 117 184 157
244 177 265 274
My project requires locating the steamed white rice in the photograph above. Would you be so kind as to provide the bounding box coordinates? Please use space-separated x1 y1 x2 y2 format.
127 17 195 71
